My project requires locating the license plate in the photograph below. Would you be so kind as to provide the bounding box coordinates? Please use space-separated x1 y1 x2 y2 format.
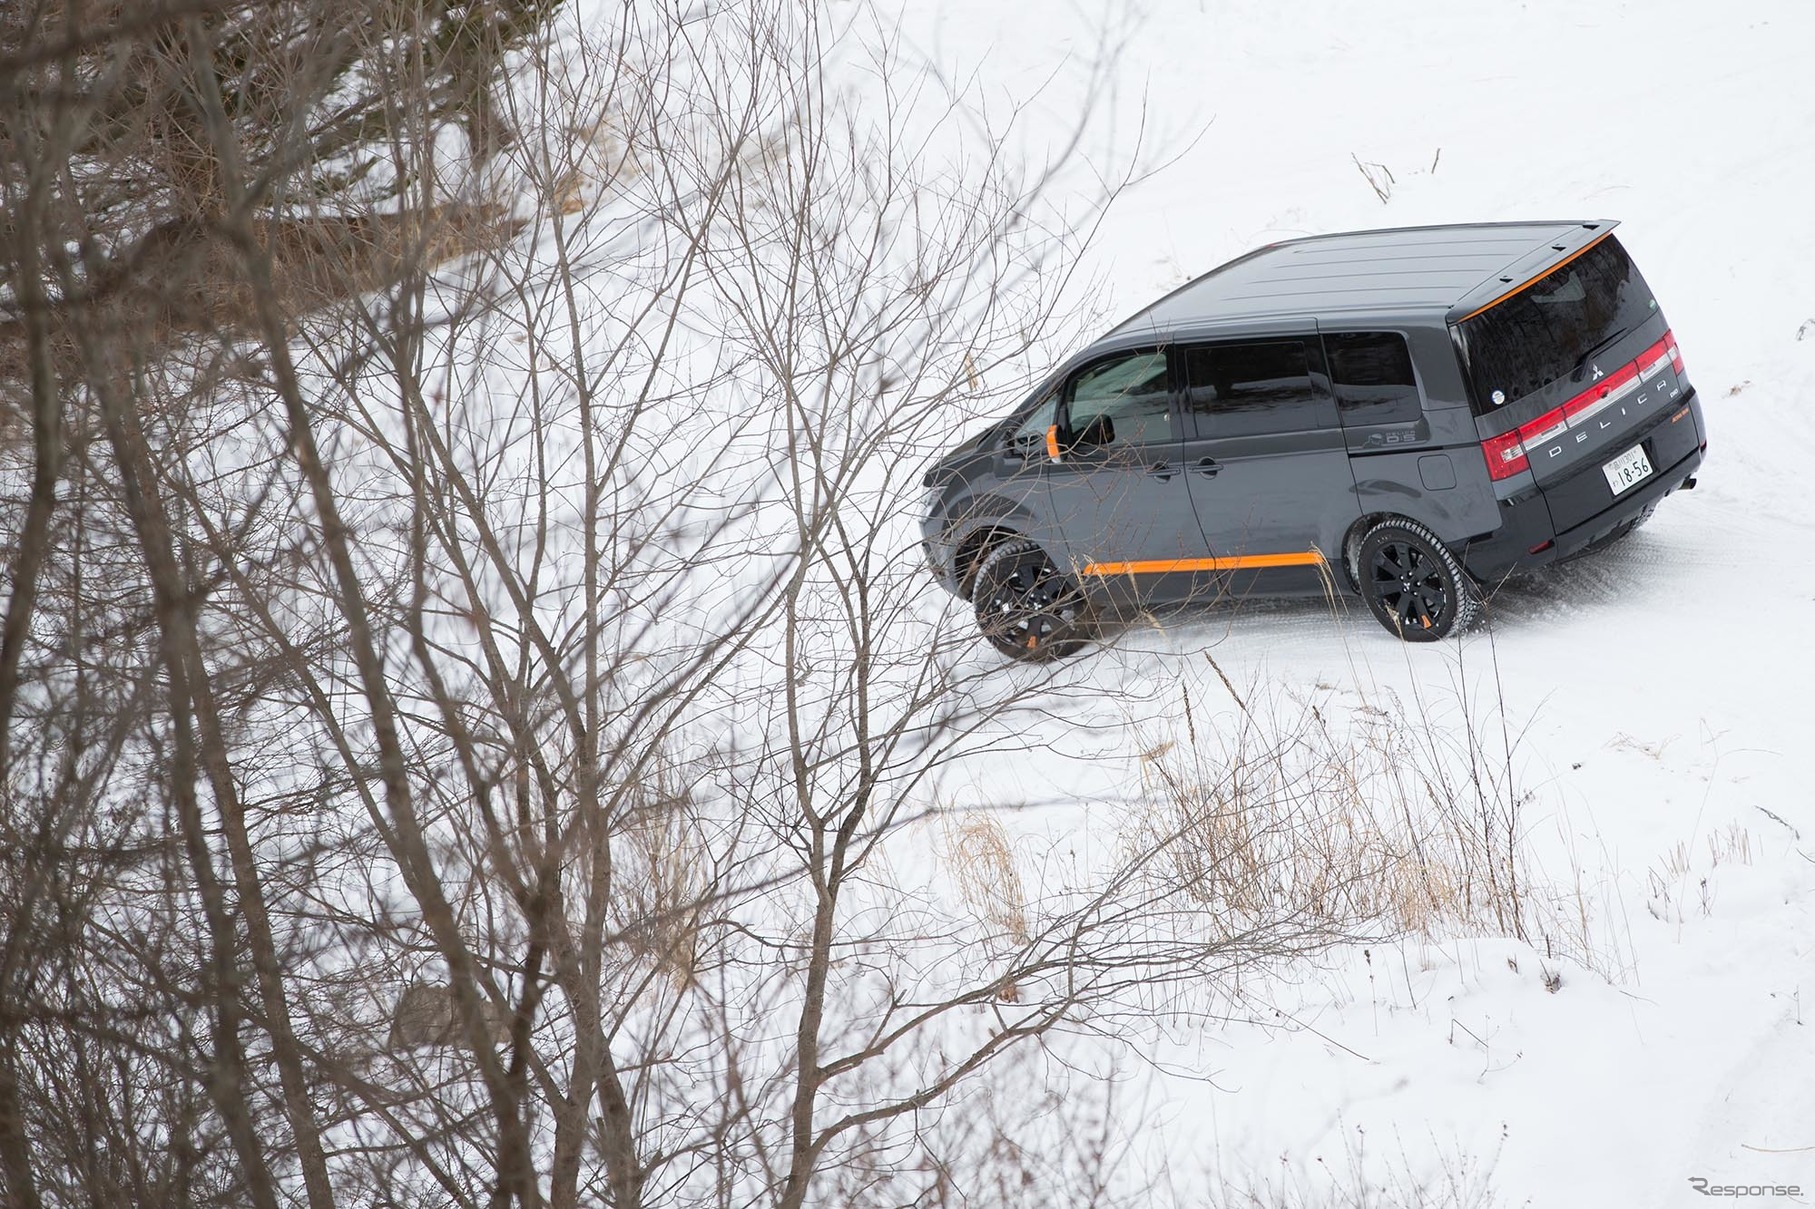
1602 444 1653 495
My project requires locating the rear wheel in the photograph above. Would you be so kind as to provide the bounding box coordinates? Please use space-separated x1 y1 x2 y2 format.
1358 520 1479 641
970 538 1092 661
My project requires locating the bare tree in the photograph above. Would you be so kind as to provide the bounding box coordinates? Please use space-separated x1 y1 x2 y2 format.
0 1 1376 1206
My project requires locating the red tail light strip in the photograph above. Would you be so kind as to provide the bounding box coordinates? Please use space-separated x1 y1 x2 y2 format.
1481 329 1686 482
1562 363 1639 427
1518 409 1570 448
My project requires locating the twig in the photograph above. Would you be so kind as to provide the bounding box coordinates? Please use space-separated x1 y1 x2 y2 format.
1203 651 1247 715
1754 804 1802 839
1350 153 1393 203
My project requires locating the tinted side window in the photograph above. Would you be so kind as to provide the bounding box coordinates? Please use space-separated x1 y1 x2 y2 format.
1007 391 1059 456
1065 349 1173 447
1182 340 1335 437
1325 332 1422 425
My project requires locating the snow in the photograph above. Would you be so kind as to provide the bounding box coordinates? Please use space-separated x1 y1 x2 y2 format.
884 0 1815 1203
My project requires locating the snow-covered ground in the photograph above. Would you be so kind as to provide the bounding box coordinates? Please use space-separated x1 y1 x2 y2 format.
891 1 1815 1204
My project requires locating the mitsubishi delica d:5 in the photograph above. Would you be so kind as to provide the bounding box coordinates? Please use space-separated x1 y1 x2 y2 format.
919 221 1707 659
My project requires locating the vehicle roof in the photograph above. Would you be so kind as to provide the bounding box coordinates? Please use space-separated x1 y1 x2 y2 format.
1103 220 1620 342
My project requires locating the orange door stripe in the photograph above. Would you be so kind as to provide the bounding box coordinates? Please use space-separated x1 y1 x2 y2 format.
1079 550 1325 576
1456 231 1612 323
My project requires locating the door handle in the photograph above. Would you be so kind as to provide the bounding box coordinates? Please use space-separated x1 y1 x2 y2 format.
1146 461 1178 480
1195 457 1221 478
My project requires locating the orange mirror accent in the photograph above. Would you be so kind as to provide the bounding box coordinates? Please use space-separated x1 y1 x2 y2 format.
1045 424 1062 462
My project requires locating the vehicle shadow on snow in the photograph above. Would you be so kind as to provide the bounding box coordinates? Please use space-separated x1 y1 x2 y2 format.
1090 527 1679 655
1095 592 1371 655
1475 527 1680 629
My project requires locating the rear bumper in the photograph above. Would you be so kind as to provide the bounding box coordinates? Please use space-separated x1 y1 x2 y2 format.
1463 399 1705 584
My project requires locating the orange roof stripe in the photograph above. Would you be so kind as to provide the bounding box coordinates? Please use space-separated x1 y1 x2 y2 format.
1456 230 1613 323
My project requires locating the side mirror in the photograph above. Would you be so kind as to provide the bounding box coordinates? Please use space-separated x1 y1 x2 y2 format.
1040 416 1114 463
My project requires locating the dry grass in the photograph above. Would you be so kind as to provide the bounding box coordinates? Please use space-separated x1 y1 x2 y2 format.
1119 674 1649 981
943 814 1030 1001
1647 822 1755 924
1124 684 1536 945
0 204 523 425
1205 1123 1503 1209
944 815 1031 947
387 982 512 1052
616 778 710 989
1708 822 1754 868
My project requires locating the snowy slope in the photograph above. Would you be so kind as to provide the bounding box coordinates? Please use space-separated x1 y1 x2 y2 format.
889 1 1815 1204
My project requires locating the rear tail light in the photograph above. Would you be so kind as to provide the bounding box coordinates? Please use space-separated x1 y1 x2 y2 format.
1482 429 1529 480
1517 408 1569 448
1563 363 1639 426
1483 401 1568 480
1479 326 1687 482
1636 331 1686 381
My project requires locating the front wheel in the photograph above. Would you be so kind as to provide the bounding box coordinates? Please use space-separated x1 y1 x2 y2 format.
1357 520 1480 641
970 538 1093 661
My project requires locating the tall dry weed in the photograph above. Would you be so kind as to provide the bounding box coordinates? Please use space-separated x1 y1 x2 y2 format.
617 776 710 988
1125 682 1542 947
945 814 1032 948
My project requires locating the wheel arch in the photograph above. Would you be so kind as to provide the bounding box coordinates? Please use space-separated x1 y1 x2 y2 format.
953 522 1028 598
1339 512 1399 594
937 490 1044 598
1339 510 1479 593
1350 515 1483 640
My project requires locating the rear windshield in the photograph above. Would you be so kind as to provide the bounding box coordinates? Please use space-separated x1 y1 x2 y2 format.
1456 236 1657 416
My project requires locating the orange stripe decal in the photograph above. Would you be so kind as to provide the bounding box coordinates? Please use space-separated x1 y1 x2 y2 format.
1079 550 1325 576
1457 231 1613 323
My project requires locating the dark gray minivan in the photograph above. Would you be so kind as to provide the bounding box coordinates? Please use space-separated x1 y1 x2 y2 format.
920 221 1707 658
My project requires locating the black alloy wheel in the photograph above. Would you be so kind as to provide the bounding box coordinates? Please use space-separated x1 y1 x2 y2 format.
1357 520 1479 642
970 538 1092 661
